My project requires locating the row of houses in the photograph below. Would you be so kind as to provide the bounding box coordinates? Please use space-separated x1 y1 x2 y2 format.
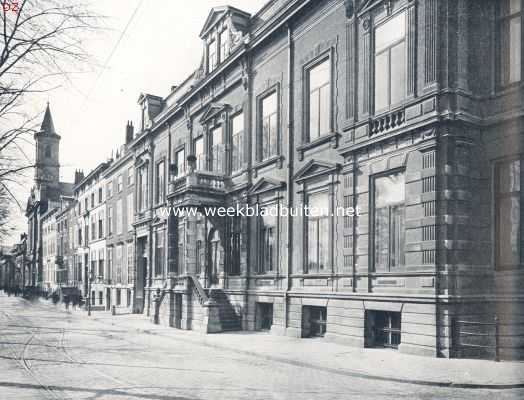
13 0 524 360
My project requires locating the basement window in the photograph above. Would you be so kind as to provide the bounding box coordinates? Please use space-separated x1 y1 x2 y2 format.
365 310 401 349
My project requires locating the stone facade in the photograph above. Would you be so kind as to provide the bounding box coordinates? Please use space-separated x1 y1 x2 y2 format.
23 0 524 360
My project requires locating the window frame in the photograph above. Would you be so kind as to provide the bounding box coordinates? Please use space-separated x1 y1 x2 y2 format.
155 159 166 204
494 157 521 270
257 202 279 275
257 86 280 162
498 0 523 87
208 124 224 173
207 38 217 73
304 189 332 274
373 10 408 113
370 169 406 273
230 110 245 173
304 53 333 143
174 146 186 177
193 136 205 171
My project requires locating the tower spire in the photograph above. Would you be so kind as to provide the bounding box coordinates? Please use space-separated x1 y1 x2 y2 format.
40 103 56 134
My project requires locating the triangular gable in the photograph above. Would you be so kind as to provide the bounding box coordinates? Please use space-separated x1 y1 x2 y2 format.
293 159 340 183
248 177 285 196
199 6 228 38
199 103 228 123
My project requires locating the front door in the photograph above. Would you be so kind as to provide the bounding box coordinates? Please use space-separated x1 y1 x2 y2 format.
135 237 147 313
207 229 221 287
106 288 111 311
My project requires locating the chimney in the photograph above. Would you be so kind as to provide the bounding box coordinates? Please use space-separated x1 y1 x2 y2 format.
125 120 134 144
74 169 84 185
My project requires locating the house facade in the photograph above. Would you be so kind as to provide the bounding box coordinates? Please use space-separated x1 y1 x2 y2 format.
22 0 524 360
103 122 136 312
121 0 523 360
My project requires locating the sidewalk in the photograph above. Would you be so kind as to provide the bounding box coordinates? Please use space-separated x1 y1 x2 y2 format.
39 298 524 389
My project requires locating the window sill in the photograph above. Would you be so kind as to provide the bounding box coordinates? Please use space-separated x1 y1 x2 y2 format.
297 132 339 161
253 155 283 175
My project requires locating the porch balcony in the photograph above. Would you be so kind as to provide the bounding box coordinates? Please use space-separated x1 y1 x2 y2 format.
168 164 228 207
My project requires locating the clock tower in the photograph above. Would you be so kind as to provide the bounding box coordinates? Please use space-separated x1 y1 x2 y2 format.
34 103 61 197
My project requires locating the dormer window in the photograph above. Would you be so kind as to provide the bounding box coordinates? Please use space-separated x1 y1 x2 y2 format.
208 39 217 73
219 29 229 63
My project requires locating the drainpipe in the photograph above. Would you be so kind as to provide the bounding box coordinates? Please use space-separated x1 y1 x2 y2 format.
285 22 294 332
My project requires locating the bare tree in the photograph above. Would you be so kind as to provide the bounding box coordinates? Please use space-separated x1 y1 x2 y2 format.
0 0 99 241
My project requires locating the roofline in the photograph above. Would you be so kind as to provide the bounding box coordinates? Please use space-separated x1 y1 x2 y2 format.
73 162 110 191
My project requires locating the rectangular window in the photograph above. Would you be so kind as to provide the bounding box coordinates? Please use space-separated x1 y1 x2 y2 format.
495 159 521 269
155 229 165 277
500 0 522 85
127 166 134 186
98 188 103 203
98 211 104 239
116 245 123 283
98 249 104 278
374 12 406 111
231 112 244 172
156 160 165 203
208 39 217 73
117 175 123 192
127 242 134 284
178 223 185 274
219 29 229 63
116 199 123 234
107 206 113 235
116 289 121 306
308 58 331 141
127 193 134 231
210 126 223 173
194 136 205 171
373 172 405 271
90 251 96 280
175 148 186 176
260 91 278 160
259 206 277 274
91 215 96 241
91 193 95 208
366 311 401 349
107 181 112 198
138 165 148 211
306 192 330 273
107 248 113 284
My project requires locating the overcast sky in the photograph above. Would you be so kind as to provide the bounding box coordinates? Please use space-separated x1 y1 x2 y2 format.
5 0 267 245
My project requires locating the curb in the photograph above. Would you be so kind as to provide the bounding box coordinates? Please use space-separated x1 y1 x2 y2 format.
106 320 524 390
28 299 524 390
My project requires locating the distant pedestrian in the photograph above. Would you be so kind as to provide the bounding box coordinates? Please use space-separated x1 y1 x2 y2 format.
64 296 70 310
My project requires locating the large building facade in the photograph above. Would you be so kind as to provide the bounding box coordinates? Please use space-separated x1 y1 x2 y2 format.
126 0 523 360
23 0 523 360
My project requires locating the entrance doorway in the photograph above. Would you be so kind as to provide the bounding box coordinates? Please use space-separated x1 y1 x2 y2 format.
135 237 147 313
207 229 222 287
256 302 273 331
106 288 111 310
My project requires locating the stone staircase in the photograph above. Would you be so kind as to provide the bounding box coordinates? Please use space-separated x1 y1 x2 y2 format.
208 288 241 331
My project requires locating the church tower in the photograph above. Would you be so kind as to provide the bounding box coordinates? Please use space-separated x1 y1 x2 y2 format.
34 103 61 196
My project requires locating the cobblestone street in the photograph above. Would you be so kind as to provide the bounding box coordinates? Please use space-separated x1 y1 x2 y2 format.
0 295 521 400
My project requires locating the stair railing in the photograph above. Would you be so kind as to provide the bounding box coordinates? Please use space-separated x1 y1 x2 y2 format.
188 275 209 305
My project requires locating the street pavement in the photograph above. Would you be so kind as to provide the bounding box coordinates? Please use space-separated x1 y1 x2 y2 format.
0 293 523 400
